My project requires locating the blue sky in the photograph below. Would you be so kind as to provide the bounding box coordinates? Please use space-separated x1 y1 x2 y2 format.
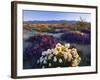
23 10 91 22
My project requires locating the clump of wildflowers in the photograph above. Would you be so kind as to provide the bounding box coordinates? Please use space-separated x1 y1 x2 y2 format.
37 43 81 68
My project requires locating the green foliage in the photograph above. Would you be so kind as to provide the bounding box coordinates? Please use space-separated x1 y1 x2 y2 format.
75 17 90 30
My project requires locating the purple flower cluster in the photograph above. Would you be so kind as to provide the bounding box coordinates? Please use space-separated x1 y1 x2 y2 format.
23 35 62 69
61 31 90 44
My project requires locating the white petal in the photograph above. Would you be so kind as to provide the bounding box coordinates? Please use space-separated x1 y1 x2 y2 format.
43 60 47 64
59 58 63 63
65 43 70 48
44 56 47 60
42 51 48 56
49 63 52 67
53 56 57 62
63 53 67 59
40 56 43 63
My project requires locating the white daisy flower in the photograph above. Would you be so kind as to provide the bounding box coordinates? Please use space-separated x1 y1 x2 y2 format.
65 43 70 48
42 51 48 56
44 56 47 60
43 60 47 64
48 54 53 60
39 56 43 63
49 63 51 67
53 49 58 55
56 43 62 47
51 49 55 54
63 52 67 59
53 56 57 62
48 55 51 60
59 58 63 63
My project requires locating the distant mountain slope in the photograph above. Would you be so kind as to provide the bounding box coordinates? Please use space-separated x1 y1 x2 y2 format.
24 20 78 24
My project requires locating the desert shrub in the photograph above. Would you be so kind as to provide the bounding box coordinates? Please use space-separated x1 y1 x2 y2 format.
61 31 90 44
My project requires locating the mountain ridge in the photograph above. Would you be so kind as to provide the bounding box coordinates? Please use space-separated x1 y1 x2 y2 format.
23 20 80 24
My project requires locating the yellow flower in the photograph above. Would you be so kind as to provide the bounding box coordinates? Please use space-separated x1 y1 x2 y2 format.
71 48 79 58
54 43 66 54
72 59 79 67
55 46 62 54
64 48 71 53
72 48 77 52
67 53 72 61
74 54 79 58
